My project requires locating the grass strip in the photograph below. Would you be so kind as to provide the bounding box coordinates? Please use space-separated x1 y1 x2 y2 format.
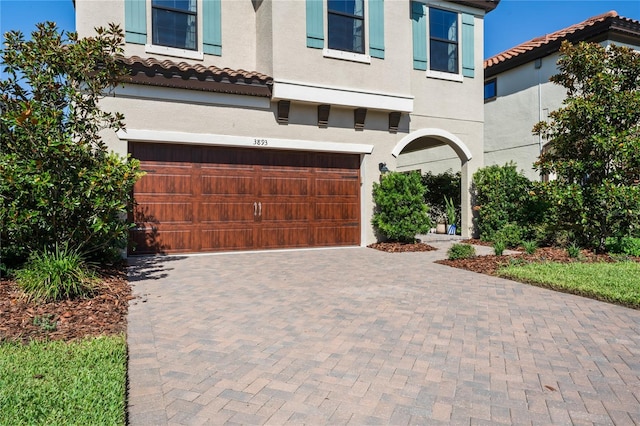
0 335 127 425
498 261 640 308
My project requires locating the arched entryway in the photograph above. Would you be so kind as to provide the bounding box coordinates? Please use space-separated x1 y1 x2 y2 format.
391 128 475 238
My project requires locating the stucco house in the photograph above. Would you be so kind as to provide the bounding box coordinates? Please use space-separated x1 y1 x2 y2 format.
483 11 640 181
75 0 499 254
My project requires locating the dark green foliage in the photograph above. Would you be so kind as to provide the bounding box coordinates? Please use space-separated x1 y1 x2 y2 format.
447 243 476 260
534 41 640 252
15 244 97 302
421 170 461 225
1 22 144 268
472 163 547 243
605 237 640 257
493 241 506 256
372 172 432 243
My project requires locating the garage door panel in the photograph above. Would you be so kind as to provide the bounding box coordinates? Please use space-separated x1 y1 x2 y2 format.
199 202 255 223
260 202 309 221
315 202 359 221
316 178 360 197
313 225 360 246
200 228 254 251
133 143 194 165
259 226 310 248
201 175 255 195
131 229 192 254
260 177 309 196
134 202 194 223
135 174 193 195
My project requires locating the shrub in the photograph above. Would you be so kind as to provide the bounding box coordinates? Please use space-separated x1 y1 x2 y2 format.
567 243 582 259
522 240 538 255
494 223 524 249
15 244 97 302
0 23 143 268
372 172 432 243
447 243 476 260
605 237 640 257
493 241 506 256
472 163 547 242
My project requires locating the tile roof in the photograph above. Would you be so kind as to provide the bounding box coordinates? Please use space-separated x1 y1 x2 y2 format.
118 56 273 97
485 11 640 72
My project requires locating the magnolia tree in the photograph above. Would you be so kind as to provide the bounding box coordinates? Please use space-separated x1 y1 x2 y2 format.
0 22 143 267
534 41 640 252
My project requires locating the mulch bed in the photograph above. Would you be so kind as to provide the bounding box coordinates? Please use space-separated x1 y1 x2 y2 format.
368 242 438 252
437 246 638 275
0 265 131 344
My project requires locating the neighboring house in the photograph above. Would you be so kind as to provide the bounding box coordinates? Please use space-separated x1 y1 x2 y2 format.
484 11 640 181
75 0 498 254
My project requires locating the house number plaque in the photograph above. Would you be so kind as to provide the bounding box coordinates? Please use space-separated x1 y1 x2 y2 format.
253 138 268 146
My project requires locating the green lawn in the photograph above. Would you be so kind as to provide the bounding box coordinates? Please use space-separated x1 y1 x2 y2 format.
0 335 127 425
498 261 640 308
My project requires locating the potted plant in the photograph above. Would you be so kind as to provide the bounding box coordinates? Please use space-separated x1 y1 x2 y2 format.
444 196 456 235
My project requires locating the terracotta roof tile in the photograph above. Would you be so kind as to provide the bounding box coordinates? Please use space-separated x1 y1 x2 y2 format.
484 11 640 70
117 56 273 97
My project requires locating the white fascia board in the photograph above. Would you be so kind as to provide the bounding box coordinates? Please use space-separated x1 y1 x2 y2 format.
114 84 271 110
118 129 374 155
272 80 414 113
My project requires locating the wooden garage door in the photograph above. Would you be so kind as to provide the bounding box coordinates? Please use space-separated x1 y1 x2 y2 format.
130 143 361 254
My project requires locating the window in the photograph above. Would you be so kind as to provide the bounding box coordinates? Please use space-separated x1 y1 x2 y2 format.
484 78 497 101
429 8 458 74
411 2 474 78
327 0 365 54
306 0 384 60
152 0 197 50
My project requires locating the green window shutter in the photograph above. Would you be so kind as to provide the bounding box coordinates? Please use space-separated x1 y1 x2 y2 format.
306 0 324 49
203 0 222 55
125 0 146 44
411 1 426 70
462 13 474 77
369 0 384 59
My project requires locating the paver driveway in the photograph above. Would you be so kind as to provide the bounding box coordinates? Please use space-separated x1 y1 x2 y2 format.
127 245 640 425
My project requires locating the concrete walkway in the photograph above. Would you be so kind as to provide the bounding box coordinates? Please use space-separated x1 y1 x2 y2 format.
127 244 640 425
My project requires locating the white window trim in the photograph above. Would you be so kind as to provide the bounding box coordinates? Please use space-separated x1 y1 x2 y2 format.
425 5 463 81
145 0 204 60
145 44 204 60
323 48 371 64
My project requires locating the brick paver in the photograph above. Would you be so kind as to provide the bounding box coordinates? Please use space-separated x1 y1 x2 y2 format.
127 244 640 425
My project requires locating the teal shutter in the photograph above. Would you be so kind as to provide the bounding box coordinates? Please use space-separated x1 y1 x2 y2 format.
368 0 384 59
462 13 474 77
125 0 146 44
306 0 324 49
411 1 426 70
203 0 222 55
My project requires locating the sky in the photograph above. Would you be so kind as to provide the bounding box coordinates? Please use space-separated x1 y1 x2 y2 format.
0 0 639 60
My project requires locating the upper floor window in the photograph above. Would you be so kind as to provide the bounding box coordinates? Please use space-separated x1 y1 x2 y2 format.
411 2 475 79
124 0 221 59
327 0 365 54
429 8 458 74
306 0 385 61
152 0 197 51
484 78 497 101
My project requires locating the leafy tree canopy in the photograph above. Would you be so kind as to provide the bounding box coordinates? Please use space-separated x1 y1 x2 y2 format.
534 41 640 252
1 22 143 267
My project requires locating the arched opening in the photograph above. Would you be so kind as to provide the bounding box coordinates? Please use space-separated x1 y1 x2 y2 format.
391 128 474 238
